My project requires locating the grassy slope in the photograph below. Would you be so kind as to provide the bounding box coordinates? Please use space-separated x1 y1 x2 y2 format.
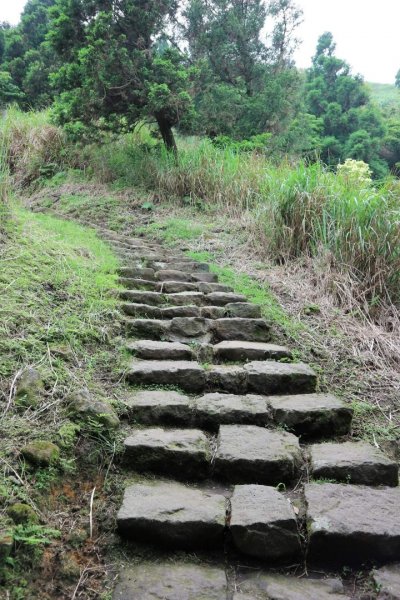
367 81 400 106
0 203 123 600
32 184 399 449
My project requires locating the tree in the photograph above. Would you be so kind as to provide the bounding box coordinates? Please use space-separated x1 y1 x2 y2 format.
305 32 387 174
48 0 194 152
182 0 303 140
0 70 24 107
0 0 56 108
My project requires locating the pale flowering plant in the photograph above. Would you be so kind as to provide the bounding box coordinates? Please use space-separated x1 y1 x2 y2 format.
337 159 372 187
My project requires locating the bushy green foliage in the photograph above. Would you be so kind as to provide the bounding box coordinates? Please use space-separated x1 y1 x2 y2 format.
183 0 303 141
47 0 194 152
304 32 389 176
0 0 55 108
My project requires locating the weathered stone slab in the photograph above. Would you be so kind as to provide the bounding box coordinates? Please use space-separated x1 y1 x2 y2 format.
206 292 247 306
158 281 199 293
235 573 348 600
167 292 205 306
113 562 227 600
269 393 353 437
118 267 155 280
161 305 201 319
119 277 158 291
173 261 210 273
213 341 292 363
156 269 193 282
192 272 218 283
212 319 271 343
199 282 234 293
230 485 300 560
310 441 398 486
122 303 162 318
207 365 248 394
125 390 192 425
119 290 165 305
245 361 317 395
124 428 211 479
214 425 302 484
224 302 262 318
126 360 206 393
124 318 168 340
169 317 210 340
305 483 400 564
373 564 400 599
194 393 271 430
117 481 226 548
200 306 227 319
126 340 194 361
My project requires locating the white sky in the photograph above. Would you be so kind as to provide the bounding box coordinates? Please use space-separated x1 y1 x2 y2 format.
1 0 399 84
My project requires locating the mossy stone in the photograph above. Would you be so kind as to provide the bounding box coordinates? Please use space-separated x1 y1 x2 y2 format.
8 503 38 525
15 367 44 408
66 388 119 429
21 440 60 466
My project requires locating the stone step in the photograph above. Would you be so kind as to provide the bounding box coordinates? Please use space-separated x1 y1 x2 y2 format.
244 361 317 394
121 302 261 320
213 340 291 362
118 267 156 280
126 360 317 395
126 340 195 360
119 277 158 291
155 269 218 284
269 393 353 438
113 563 228 600
114 563 351 600
121 279 234 294
125 390 192 426
124 317 271 344
119 289 248 307
150 260 211 273
194 392 271 430
214 425 302 485
305 483 400 564
119 267 218 284
126 360 206 393
123 427 211 479
235 573 350 599
117 481 226 549
122 303 200 319
310 441 399 486
230 485 301 560
124 390 352 437
162 281 234 294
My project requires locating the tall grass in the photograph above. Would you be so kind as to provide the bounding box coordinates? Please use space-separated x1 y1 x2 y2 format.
1 108 399 313
91 134 400 311
0 106 66 188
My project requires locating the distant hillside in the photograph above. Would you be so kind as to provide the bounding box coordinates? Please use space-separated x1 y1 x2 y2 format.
367 82 400 108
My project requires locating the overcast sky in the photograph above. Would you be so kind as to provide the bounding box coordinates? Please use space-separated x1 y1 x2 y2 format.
1 0 399 84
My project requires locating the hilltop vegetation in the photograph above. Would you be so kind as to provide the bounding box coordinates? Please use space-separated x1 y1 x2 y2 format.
0 0 400 175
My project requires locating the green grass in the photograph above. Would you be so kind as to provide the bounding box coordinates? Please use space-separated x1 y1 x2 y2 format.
140 218 210 243
0 203 123 598
367 82 400 107
4 107 400 314
0 204 120 387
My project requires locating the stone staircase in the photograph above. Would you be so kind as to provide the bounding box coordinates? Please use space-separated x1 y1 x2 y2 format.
99 229 400 599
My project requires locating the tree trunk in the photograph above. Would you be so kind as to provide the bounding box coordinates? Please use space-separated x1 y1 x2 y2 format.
156 116 178 158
